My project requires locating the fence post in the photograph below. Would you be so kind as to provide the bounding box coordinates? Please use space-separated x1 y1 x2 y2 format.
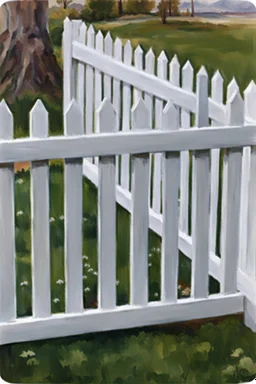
64 100 84 313
30 100 51 318
0 100 16 322
130 99 150 306
191 66 210 299
97 99 117 310
220 91 244 294
161 101 180 302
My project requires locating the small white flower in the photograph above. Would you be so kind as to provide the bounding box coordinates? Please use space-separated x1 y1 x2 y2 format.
148 263 152 267
156 247 161 253
178 285 182 290
93 271 98 276
149 253 152 258
83 275 87 279
84 287 90 292
56 279 64 285
17 211 24 216
50 217 55 223
152 247 156 252
20 281 28 287
154 292 159 297
59 215 64 220
20 350 35 358
181 287 191 297
88 268 94 273
53 298 60 303
116 280 120 286
83 218 88 222
84 263 90 268
82 255 89 260
16 179 23 185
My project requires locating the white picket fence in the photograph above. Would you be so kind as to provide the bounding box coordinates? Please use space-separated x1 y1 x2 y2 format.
0 19 256 346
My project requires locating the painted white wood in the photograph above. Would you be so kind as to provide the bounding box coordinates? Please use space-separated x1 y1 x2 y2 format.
121 40 132 190
133 45 144 103
2 123 256 164
209 70 223 254
0 100 16 322
144 48 155 204
64 100 84 313
71 20 82 101
94 30 104 167
30 100 51 318
77 22 87 125
85 25 95 141
191 66 210 299
180 61 193 235
161 102 180 302
221 91 244 294
169 55 180 86
245 81 256 278
104 32 113 100
0 293 243 346
130 99 150 306
73 41 226 124
96 99 116 309
63 18 73 113
153 51 168 214
113 37 122 183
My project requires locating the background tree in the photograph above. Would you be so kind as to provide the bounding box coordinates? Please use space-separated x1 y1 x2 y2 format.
172 0 180 15
168 0 172 16
158 0 168 24
191 0 195 16
118 0 123 16
56 0 73 10
0 0 62 102
124 0 155 14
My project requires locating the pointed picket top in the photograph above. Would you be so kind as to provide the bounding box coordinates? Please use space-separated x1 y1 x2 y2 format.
157 50 168 63
96 98 116 133
135 44 143 55
244 80 256 122
96 30 104 51
157 50 168 78
114 37 122 57
227 77 239 100
212 69 223 85
87 24 95 46
30 100 48 138
132 98 150 130
211 70 223 102
163 101 179 131
64 17 71 26
145 47 155 60
197 65 208 79
145 48 155 73
182 60 194 90
169 54 180 85
79 22 87 43
227 90 244 126
134 45 143 70
64 99 83 135
0 100 13 139
124 39 132 59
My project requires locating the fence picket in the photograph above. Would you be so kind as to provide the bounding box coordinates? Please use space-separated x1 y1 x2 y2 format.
71 20 82 102
221 91 244 293
64 100 84 313
94 30 104 167
153 51 168 214
191 66 210 299
97 99 117 309
133 45 143 103
30 100 51 318
121 40 132 190
245 81 256 278
113 37 123 184
63 18 73 113
161 102 180 302
180 61 193 235
130 99 150 306
104 32 113 100
209 70 223 254
85 25 95 142
0 101 16 322
77 22 87 125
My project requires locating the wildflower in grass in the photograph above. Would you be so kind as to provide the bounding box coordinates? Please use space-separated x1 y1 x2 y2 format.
149 253 152 258
20 350 35 358
50 217 55 223
84 263 90 268
93 271 98 276
56 279 64 285
181 287 191 296
154 292 159 297
20 281 28 287
156 247 161 253
231 348 244 357
17 211 24 216
53 298 60 303
59 215 64 220
83 218 88 222
116 280 120 286
148 263 152 267
84 287 90 292
83 275 87 279
82 255 89 260
178 285 182 290
88 268 94 273
16 179 23 185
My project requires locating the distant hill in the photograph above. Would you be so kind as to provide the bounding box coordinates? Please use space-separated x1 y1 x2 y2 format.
180 0 256 13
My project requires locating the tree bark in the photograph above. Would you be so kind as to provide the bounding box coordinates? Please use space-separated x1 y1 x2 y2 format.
118 0 123 17
168 0 172 16
0 0 62 102
191 0 195 16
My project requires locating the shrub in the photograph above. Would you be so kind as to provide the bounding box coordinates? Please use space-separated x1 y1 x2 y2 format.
80 0 116 22
124 0 155 15
50 25 63 47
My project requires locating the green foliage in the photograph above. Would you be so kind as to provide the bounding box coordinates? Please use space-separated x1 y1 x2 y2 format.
1 318 255 383
124 0 155 15
80 0 116 22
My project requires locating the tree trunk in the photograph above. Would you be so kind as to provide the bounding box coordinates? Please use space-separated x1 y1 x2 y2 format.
0 0 62 102
118 0 123 17
191 0 195 16
168 0 172 16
